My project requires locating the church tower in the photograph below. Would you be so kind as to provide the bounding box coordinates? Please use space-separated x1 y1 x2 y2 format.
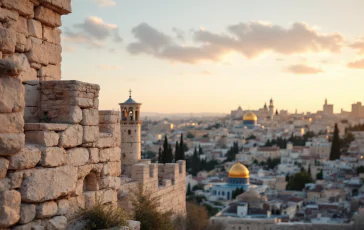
269 98 274 120
119 90 142 175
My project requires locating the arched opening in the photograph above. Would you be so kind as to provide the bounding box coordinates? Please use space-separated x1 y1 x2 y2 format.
129 110 133 121
84 172 100 191
122 108 128 121
135 110 139 121
128 130 131 135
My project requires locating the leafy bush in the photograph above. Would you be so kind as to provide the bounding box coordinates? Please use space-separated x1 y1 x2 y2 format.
131 185 174 230
82 198 129 230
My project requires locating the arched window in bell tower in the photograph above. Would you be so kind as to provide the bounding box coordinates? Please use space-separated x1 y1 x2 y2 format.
135 110 139 121
129 110 133 121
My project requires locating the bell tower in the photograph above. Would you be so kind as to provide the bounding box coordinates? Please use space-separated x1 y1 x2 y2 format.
119 90 142 175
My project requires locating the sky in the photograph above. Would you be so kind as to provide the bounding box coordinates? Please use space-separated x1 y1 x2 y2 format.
61 0 364 114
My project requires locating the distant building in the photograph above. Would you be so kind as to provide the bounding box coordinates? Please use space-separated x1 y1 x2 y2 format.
351 102 364 118
323 98 334 116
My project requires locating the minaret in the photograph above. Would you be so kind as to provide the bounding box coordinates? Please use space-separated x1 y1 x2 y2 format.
119 90 142 176
269 98 274 120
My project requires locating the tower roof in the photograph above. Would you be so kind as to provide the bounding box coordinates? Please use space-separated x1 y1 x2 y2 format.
120 89 141 105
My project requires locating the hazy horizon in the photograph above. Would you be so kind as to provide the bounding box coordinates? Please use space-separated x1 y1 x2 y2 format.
61 0 364 114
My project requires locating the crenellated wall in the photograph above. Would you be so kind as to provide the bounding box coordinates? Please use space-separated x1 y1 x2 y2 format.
118 160 187 215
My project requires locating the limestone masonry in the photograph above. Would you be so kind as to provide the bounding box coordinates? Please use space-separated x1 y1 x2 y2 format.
0 0 186 229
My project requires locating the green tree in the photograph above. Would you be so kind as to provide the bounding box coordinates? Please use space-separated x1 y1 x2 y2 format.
316 170 323 180
160 136 173 163
187 183 192 196
158 147 163 163
286 169 313 191
356 166 364 174
232 188 245 199
174 141 179 162
330 123 341 160
179 134 185 160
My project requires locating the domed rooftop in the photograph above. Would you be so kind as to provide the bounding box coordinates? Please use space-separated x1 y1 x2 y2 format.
228 162 250 179
243 112 258 121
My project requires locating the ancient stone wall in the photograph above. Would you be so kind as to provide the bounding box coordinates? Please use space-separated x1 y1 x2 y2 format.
118 161 187 215
0 76 124 229
0 0 69 82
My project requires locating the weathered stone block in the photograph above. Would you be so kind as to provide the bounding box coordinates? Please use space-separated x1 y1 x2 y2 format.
34 6 61 27
0 133 25 156
0 112 24 134
36 201 58 218
4 53 36 81
95 137 114 148
16 16 28 36
0 190 21 228
59 124 83 148
88 148 99 163
72 97 93 108
0 177 11 192
81 109 99 126
28 19 43 39
40 0 72 15
25 131 59 147
24 83 40 107
7 171 23 189
7 145 41 170
56 199 69 215
43 26 61 44
0 157 9 179
0 73 24 113
66 148 89 166
38 64 61 80
53 106 82 124
15 32 27 53
0 25 16 54
46 216 67 230
99 147 121 162
0 7 19 22
110 161 121 177
83 126 99 143
20 166 77 202
2 0 34 17
40 147 66 167
100 176 120 190
19 204 36 224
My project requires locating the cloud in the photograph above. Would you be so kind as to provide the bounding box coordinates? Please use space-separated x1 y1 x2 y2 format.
347 59 364 69
286 64 323 74
97 64 122 70
63 16 122 48
94 0 116 7
172 27 185 40
350 38 364 55
127 22 344 64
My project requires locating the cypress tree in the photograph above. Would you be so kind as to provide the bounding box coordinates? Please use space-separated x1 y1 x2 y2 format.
158 147 163 163
175 141 179 162
167 144 173 163
330 123 341 160
179 134 185 160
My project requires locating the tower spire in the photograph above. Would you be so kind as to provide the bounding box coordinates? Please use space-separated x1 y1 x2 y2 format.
129 89 132 98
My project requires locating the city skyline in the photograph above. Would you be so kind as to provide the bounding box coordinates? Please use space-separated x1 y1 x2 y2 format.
61 0 364 114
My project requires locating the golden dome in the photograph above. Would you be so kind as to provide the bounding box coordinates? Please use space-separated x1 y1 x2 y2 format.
243 112 257 121
228 162 250 178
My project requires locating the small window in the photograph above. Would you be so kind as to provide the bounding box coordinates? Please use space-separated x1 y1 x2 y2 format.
128 130 131 135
